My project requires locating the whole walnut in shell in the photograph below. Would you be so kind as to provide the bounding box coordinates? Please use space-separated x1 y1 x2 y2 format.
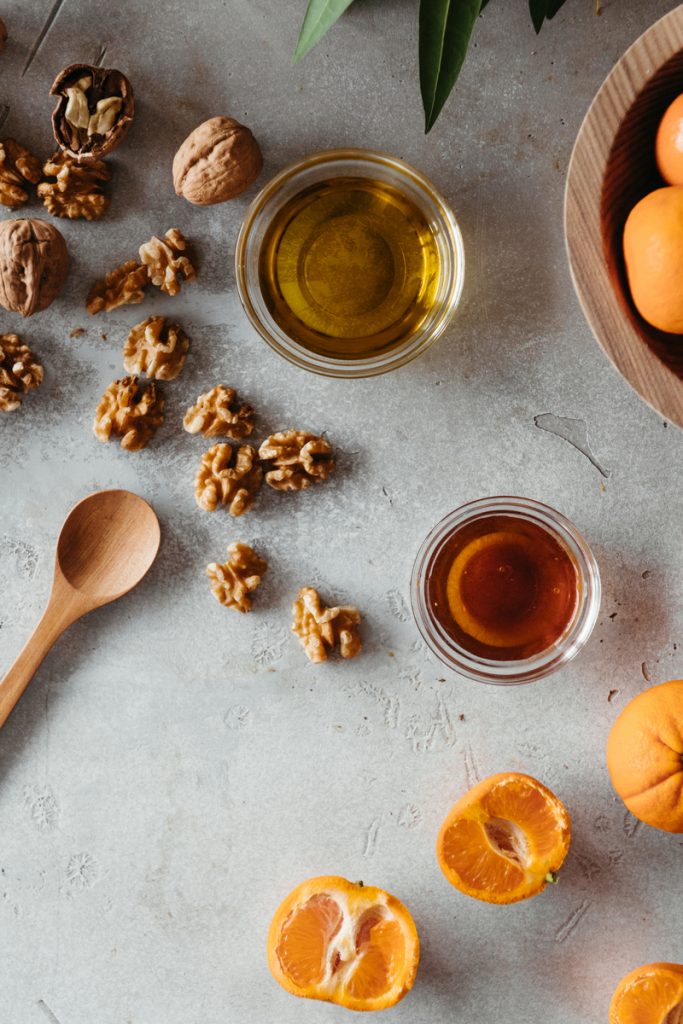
172 116 263 205
0 218 68 317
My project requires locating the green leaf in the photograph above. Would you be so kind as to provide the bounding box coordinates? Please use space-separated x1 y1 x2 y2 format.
419 0 482 133
293 0 357 63
529 0 548 33
546 0 569 17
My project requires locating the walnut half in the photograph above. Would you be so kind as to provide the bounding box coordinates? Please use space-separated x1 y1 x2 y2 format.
259 430 334 491
93 375 164 451
139 228 195 297
123 316 189 381
0 333 43 412
38 152 110 220
183 385 254 439
86 258 148 315
0 139 42 209
292 587 362 663
194 442 262 516
206 542 268 613
50 63 134 159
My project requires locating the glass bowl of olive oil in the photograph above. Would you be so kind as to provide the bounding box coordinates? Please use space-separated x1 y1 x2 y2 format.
235 149 464 377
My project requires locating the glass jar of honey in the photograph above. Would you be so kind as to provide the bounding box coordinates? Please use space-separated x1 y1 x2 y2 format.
235 149 464 378
411 497 601 684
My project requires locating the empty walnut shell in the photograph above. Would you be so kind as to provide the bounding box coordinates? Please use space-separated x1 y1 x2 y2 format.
0 218 68 317
172 116 263 205
50 62 134 159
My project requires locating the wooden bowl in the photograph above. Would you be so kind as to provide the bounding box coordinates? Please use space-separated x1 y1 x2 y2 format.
565 6 683 428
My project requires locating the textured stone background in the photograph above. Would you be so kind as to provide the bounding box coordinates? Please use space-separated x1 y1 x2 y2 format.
1 1 682 1022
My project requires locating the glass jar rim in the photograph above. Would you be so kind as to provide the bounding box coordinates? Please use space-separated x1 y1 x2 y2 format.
234 148 465 378
410 496 601 685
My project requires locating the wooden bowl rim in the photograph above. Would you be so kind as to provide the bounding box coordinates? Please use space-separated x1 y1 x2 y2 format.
564 5 683 429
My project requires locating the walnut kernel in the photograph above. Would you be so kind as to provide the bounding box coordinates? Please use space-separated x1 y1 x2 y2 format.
123 316 189 381
86 258 149 315
0 139 42 209
292 587 362 663
37 152 110 220
93 375 164 451
194 443 262 516
0 333 43 412
139 228 195 296
172 116 263 205
206 542 268 613
183 385 254 440
259 430 334 491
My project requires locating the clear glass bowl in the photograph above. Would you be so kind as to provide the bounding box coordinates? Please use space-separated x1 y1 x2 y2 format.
234 148 465 378
410 497 601 685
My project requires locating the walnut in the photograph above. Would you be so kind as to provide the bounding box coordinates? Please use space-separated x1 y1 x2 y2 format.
206 542 268 613
123 316 189 381
172 116 263 205
183 385 254 439
259 430 334 491
0 219 68 317
0 333 43 412
139 228 195 296
50 63 134 159
93 375 164 451
37 151 110 220
0 139 42 209
292 587 362 663
194 443 262 515
86 258 149 315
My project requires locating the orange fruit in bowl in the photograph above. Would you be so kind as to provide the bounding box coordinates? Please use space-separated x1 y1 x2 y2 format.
606 679 683 833
623 187 683 334
267 875 419 1012
436 772 571 904
609 963 683 1024
656 93 683 186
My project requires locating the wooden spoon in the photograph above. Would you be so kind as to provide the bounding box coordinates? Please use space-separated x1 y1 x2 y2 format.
0 489 160 729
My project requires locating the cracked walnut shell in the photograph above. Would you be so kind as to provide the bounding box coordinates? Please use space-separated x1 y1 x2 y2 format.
139 228 195 297
124 316 189 381
0 139 42 209
292 587 362 663
259 430 333 491
206 542 268 613
51 63 134 159
183 385 254 439
194 442 262 516
0 333 43 412
86 258 149 315
93 375 164 451
173 116 263 205
38 151 110 220
0 218 69 317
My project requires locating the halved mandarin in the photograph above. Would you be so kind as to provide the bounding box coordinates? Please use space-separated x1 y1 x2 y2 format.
267 875 419 1012
436 772 571 904
609 963 683 1024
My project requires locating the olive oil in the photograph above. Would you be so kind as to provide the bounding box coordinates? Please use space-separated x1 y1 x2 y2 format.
258 177 441 359
426 515 579 661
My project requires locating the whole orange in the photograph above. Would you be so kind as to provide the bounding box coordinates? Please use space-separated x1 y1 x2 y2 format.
623 187 683 334
656 93 683 185
606 679 683 833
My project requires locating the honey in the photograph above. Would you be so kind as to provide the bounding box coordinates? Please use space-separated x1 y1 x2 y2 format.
257 176 441 359
426 514 579 661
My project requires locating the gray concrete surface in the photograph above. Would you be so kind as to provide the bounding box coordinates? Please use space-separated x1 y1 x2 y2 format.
1 1 682 1021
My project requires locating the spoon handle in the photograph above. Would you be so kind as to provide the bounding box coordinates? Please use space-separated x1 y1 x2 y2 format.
0 601 75 729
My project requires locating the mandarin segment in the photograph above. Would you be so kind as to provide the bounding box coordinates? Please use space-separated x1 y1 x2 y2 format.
609 963 683 1024
436 773 571 904
607 679 683 833
267 875 419 1012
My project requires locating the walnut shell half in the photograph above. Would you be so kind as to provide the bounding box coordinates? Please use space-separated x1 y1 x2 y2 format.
0 218 68 317
50 62 134 159
172 116 263 205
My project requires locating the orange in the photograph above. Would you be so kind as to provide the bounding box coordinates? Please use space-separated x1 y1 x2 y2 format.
267 875 419 1012
606 679 683 833
656 93 683 185
609 962 683 1024
623 187 683 334
436 772 571 904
